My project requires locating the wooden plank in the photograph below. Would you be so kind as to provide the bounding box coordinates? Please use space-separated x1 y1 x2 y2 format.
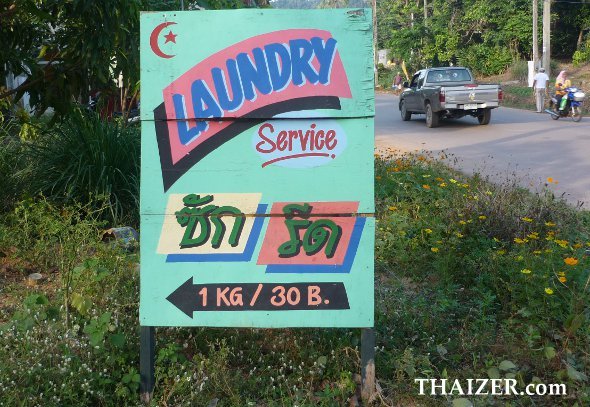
139 117 374 212
140 9 374 121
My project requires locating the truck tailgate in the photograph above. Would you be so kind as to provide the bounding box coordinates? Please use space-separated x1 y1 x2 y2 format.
443 85 499 104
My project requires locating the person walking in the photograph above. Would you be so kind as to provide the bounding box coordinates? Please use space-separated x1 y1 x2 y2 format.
532 67 549 113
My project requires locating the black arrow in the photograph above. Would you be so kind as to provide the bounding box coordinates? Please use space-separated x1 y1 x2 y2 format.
166 277 197 318
166 279 350 318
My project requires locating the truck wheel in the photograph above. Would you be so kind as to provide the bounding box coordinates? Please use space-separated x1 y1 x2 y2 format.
478 109 491 125
425 103 439 128
400 100 411 121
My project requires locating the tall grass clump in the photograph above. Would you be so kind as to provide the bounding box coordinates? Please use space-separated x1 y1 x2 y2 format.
25 109 140 225
0 118 27 211
508 59 529 82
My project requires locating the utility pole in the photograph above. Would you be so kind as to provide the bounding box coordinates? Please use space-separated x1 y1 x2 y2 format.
533 0 538 71
542 0 551 76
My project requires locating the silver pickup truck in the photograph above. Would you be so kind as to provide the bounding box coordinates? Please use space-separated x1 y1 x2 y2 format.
399 67 502 128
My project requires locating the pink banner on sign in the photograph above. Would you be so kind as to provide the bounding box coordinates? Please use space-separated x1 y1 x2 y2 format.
162 29 352 165
257 201 359 266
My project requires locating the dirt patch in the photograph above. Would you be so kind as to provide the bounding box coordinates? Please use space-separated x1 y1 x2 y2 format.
0 250 60 322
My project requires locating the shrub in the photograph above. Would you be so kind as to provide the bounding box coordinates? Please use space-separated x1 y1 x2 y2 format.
378 68 395 89
459 44 512 76
25 109 140 225
573 37 590 67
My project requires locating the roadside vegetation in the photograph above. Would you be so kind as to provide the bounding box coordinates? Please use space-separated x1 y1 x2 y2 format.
378 59 590 116
1 109 588 405
2 0 589 405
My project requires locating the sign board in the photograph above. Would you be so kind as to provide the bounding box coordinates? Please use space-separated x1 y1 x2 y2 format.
378 49 389 66
140 9 374 328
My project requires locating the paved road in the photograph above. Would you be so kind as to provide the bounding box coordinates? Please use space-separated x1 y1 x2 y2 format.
375 92 590 207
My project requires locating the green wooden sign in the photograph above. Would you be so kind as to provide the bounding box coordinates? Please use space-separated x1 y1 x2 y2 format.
140 9 374 328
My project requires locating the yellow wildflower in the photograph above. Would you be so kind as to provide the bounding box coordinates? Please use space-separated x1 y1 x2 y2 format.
462 183 470 188
435 177 444 182
514 238 527 244
497 249 506 255
558 271 566 277
545 221 556 227
533 250 542 255
558 276 567 283
479 215 487 220
573 243 583 249
455 232 464 238
422 184 431 190
554 239 568 248
485 190 493 195
422 174 431 178
439 182 447 187
424 228 433 234
545 288 554 295
527 233 539 240
564 257 579 266
431 247 439 253
516 255 524 261
544 249 553 254
521 217 533 223
459 220 467 225
388 206 398 211
521 268 532 274
449 178 458 184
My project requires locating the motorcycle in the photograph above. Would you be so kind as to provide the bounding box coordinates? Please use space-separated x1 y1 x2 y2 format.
545 87 585 122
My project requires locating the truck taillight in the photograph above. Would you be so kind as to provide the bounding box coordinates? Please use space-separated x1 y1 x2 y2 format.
439 90 446 103
498 89 503 101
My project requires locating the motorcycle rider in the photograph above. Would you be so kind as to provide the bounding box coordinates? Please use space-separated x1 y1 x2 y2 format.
554 70 571 110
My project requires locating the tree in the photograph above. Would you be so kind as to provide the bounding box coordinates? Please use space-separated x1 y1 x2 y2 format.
1 0 143 117
0 0 266 118
377 0 590 76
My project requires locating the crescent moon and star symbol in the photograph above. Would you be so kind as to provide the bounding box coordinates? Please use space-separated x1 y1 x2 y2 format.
150 22 178 59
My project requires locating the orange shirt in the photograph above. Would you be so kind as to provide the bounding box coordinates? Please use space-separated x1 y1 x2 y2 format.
555 79 571 96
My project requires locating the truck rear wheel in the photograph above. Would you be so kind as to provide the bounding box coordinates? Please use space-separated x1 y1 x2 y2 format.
425 103 439 128
400 100 411 121
478 109 491 125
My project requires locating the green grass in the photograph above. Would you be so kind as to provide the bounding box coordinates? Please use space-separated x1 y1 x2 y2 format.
0 151 589 406
500 85 537 110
